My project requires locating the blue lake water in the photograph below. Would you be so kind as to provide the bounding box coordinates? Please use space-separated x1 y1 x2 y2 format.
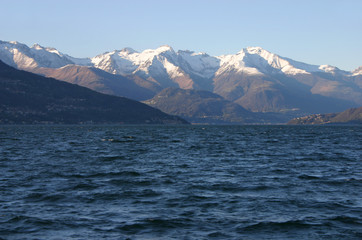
0 125 361 239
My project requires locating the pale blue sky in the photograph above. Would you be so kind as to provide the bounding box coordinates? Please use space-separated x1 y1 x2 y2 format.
1 0 361 70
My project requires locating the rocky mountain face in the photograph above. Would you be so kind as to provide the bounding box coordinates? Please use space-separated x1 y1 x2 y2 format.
31 65 158 101
0 60 187 124
143 88 293 124
213 47 361 113
1 40 361 120
287 107 362 125
144 88 256 124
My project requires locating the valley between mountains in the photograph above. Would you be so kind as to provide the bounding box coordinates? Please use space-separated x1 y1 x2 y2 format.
1 40 361 124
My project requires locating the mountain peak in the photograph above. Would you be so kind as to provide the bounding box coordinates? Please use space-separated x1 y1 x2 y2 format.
159 44 172 48
244 46 270 55
32 43 45 50
318 65 340 73
31 43 61 55
3 41 29 50
156 45 174 53
246 46 264 51
352 66 362 76
120 47 137 54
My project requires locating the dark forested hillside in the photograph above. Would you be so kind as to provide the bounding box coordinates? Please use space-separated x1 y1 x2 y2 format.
0 61 187 124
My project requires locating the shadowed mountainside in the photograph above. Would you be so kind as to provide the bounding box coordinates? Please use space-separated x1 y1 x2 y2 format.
143 88 292 124
0 60 188 124
31 65 160 101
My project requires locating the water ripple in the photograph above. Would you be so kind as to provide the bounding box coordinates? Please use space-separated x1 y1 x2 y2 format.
0 125 361 239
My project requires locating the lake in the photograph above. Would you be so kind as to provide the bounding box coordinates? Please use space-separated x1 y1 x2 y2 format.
0 125 361 239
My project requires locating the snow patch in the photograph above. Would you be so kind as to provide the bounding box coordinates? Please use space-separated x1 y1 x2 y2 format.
319 65 338 73
178 50 220 78
162 58 184 78
352 66 362 76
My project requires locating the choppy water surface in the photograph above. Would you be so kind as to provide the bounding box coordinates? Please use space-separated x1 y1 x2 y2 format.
0 125 361 239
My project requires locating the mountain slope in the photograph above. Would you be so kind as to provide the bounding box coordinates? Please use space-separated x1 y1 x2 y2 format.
1 40 361 115
213 69 358 113
31 65 158 101
91 45 209 90
0 40 90 69
0 60 187 124
214 47 362 112
287 107 362 125
144 88 261 123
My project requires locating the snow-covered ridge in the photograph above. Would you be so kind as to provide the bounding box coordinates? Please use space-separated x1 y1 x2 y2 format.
90 45 218 79
0 40 355 78
178 50 220 78
0 40 90 69
351 66 362 76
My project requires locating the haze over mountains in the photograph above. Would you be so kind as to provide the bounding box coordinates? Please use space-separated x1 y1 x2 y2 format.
1 40 361 123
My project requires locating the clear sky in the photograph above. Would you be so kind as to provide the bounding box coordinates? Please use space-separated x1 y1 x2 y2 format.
1 0 361 71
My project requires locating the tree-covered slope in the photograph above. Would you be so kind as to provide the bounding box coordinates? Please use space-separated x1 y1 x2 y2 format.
0 61 187 124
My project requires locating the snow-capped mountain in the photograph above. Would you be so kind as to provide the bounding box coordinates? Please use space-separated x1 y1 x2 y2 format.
216 47 308 76
177 50 220 78
0 40 361 114
1 40 359 81
1 40 359 77
215 46 352 76
90 45 218 89
0 40 91 69
352 66 362 76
